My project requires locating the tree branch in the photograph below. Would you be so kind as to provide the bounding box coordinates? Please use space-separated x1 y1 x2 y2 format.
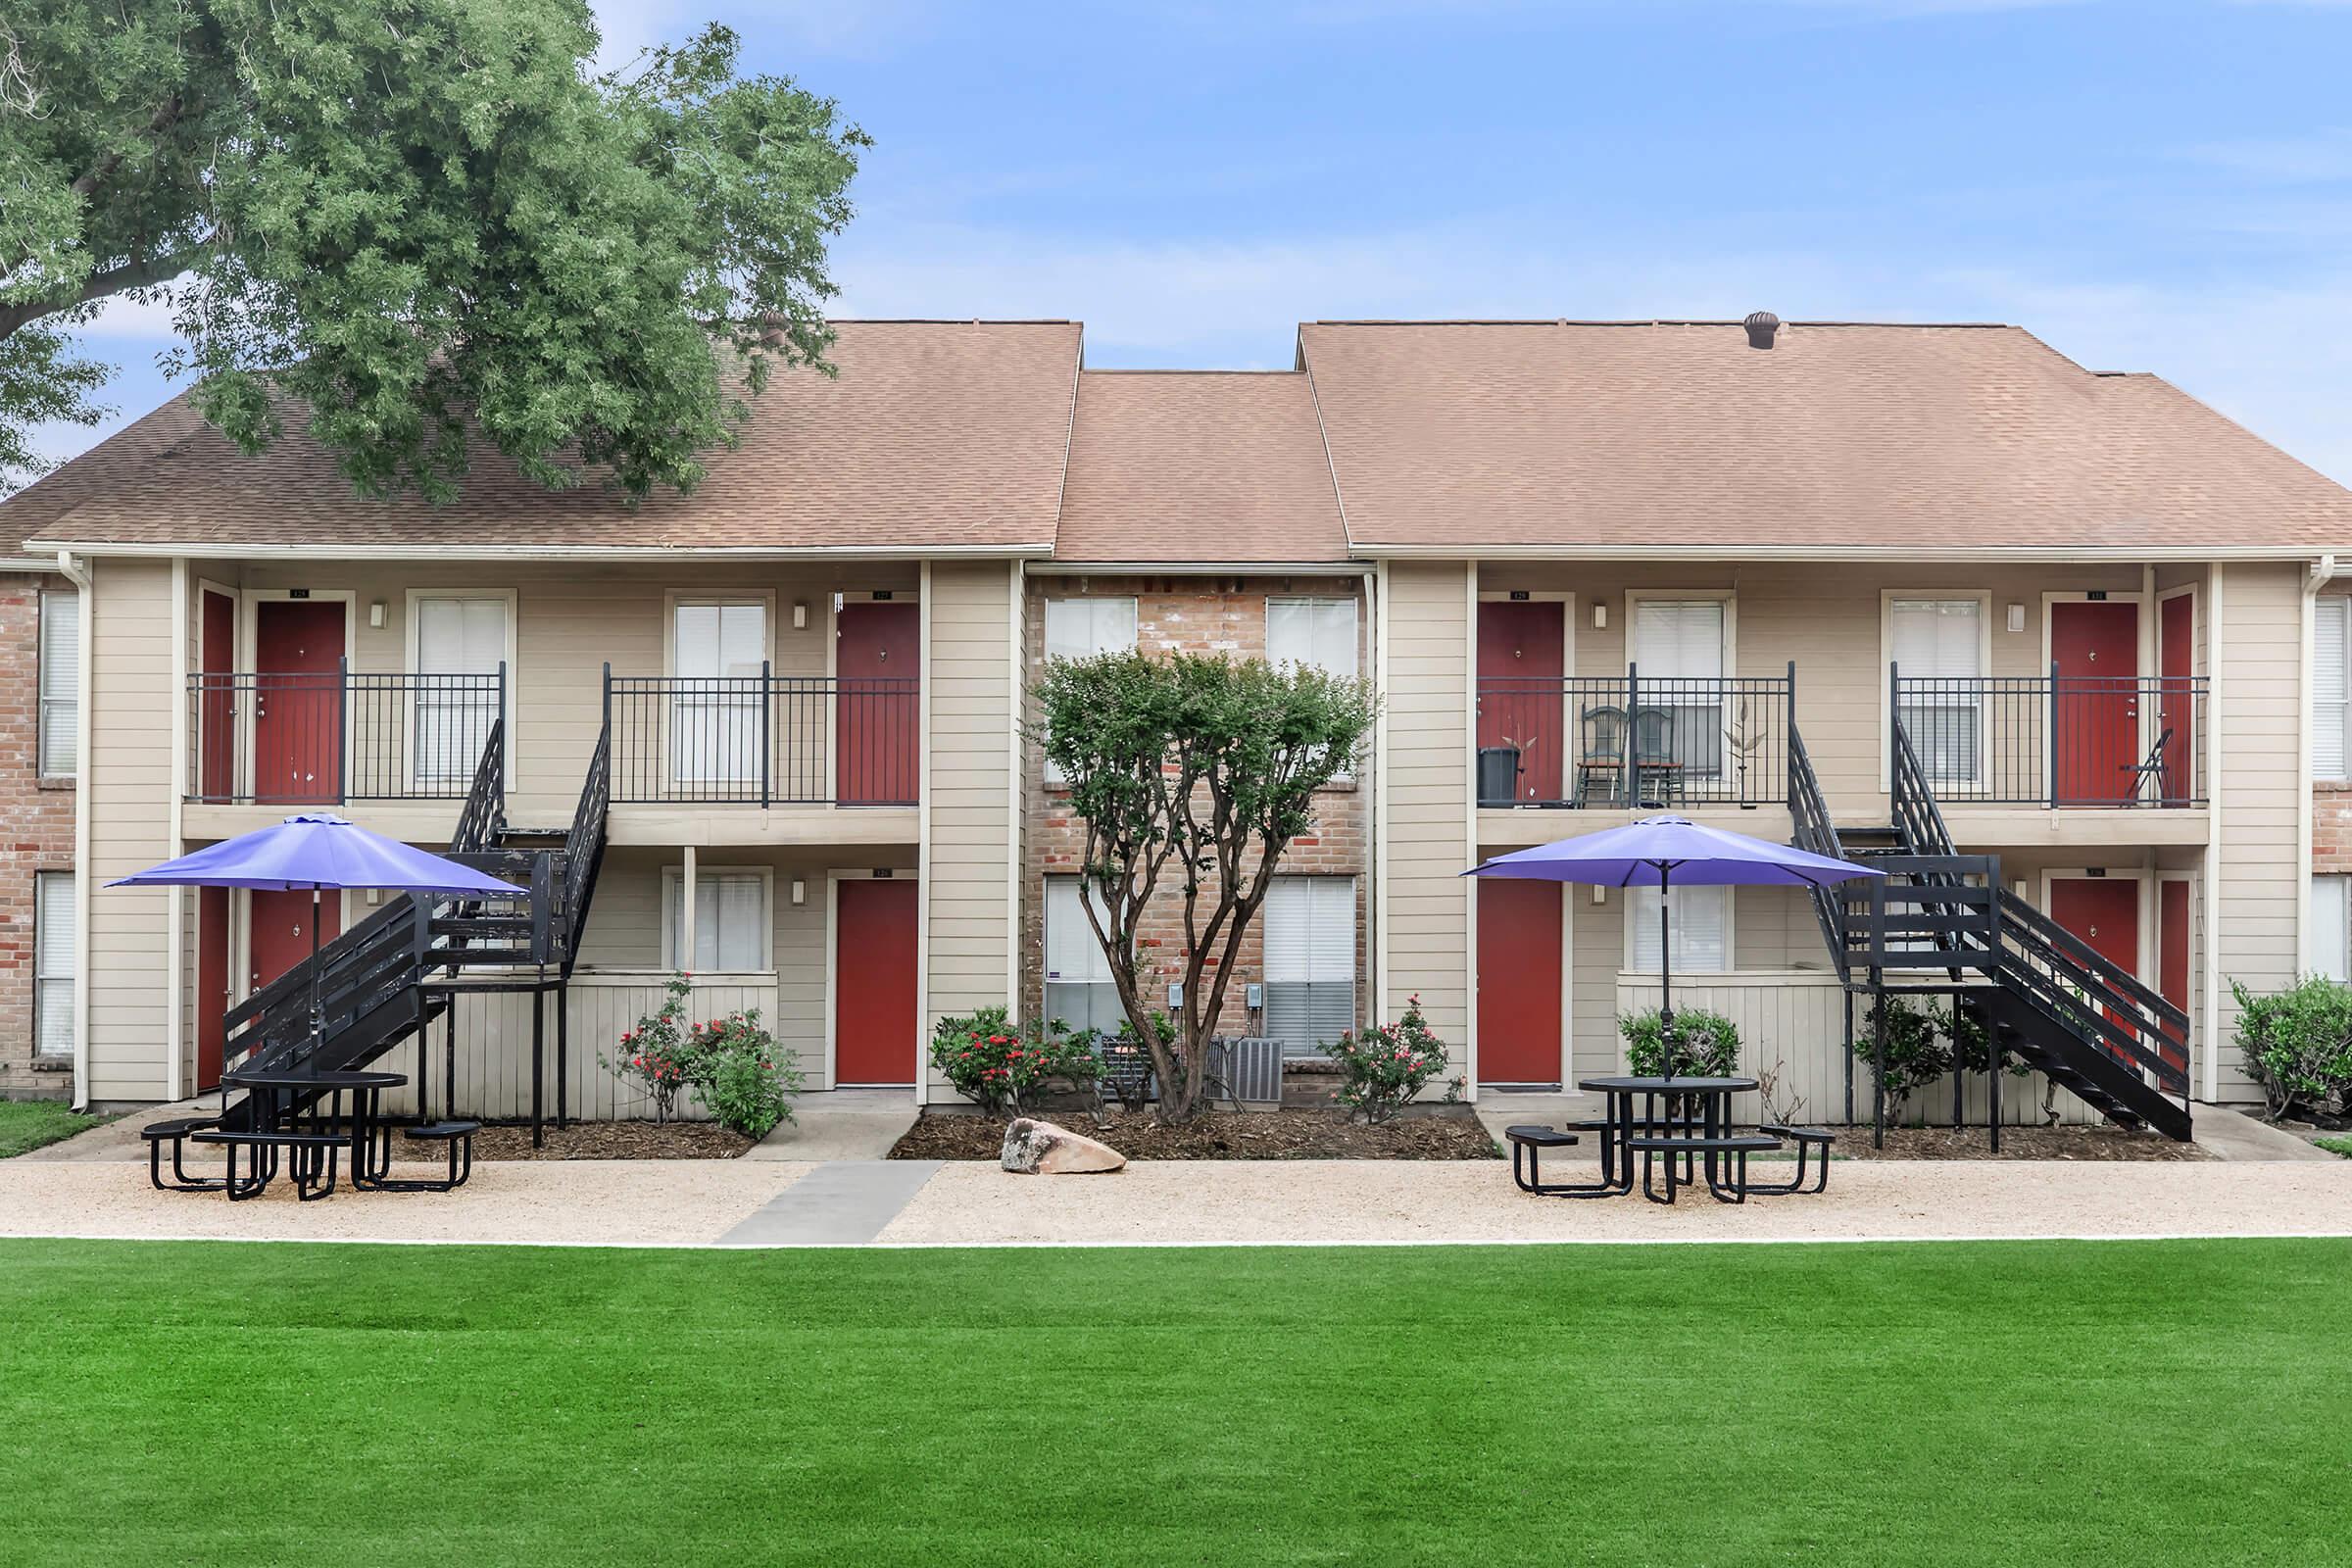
71 95 185 200
0 245 195 339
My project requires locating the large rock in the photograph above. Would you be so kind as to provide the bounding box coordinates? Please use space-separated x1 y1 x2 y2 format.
1001 1117 1126 1175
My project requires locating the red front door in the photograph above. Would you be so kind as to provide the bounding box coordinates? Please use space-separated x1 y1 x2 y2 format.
199 589 236 802
197 886 232 1089
2048 877 2141 1048
254 600 345 804
1478 601 1566 805
836 603 919 806
2158 878 2192 1072
2157 594 2194 806
2050 601 2139 806
247 887 343 997
835 879 917 1085
1478 879 1562 1084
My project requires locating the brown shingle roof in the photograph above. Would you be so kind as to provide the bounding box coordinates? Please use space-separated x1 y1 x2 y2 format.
13 320 1082 555
1298 319 2352 556
1053 371 1347 564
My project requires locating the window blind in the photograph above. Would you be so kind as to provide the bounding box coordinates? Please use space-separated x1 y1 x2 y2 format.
1043 877 1126 1035
665 869 767 971
34 870 73 1057
1890 599 1984 783
2313 875 2351 984
1266 598 1358 679
1263 876 1356 1056
672 603 765 784
38 590 76 778
413 596 507 782
1628 883 1729 973
2317 598 2349 779
1043 600 1139 784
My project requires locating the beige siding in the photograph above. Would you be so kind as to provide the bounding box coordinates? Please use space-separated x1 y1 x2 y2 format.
2213 561 2303 1102
923 561 1017 1099
1383 562 1473 1071
86 559 175 1102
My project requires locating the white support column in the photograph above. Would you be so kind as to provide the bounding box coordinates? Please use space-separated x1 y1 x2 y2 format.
166 557 187 1101
679 844 698 973
2203 564 2226 1102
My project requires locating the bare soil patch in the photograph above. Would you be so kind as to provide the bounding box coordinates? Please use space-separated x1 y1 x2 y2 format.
890 1107 1499 1162
1834 1124 2209 1161
463 1121 753 1161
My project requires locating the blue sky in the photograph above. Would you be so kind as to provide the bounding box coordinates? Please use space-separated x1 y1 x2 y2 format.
38 0 2352 479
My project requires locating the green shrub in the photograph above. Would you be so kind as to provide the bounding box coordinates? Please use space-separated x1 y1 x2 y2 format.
601 974 804 1135
929 1006 1101 1117
2230 976 2352 1121
1618 1007 1740 1079
602 973 700 1123
1327 995 1458 1123
1853 997 1954 1126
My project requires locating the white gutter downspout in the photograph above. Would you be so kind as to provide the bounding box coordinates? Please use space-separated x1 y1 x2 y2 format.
2299 555 2337 984
56 551 92 1110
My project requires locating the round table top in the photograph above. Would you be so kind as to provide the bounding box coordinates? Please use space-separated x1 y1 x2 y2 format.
1578 1075 1758 1094
223 1067 409 1090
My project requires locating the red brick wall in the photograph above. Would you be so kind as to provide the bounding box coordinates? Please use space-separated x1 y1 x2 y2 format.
0 573 77 1101
1022 577 1369 1048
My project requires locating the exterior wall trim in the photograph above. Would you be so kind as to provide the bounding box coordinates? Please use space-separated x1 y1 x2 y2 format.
59 552 92 1108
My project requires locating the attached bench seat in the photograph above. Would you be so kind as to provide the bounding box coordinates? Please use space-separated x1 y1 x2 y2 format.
1623 1133 1785 1205
357 1119 481 1193
1503 1124 1627 1200
1752 1123 1836 1196
141 1115 229 1194
190 1127 345 1201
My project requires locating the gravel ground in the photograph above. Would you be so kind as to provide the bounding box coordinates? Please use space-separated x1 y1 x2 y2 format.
0 1159 810 1247
1835 1125 2211 1160
890 1107 1497 1161
875 1158 2352 1247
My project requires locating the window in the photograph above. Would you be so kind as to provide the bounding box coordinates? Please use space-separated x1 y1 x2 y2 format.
411 594 509 784
1263 876 1356 1057
1266 597 1358 679
1889 598 1984 784
2314 875 2352 983
38 589 76 778
1043 876 1125 1035
662 867 770 971
2317 597 2351 780
1627 883 1730 974
34 870 72 1057
1631 599 1726 782
1042 598 1138 784
671 601 766 785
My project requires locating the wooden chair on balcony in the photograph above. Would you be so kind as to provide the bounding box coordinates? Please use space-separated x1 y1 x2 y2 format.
1575 705 1627 808
1629 706 1683 808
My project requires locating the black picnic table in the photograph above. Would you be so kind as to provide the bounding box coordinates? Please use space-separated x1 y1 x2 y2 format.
1499 1074 1762 1201
199 1067 409 1201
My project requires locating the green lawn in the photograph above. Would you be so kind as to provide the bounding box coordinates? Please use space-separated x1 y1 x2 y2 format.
3 1238 2347 1566
0 1099 101 1158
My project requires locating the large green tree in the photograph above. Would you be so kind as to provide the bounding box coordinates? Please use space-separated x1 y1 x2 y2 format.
1 1 865 497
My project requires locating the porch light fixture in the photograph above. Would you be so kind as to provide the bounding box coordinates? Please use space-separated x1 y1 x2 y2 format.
789 876 806 906
1592 885 1606 906
368 600 387 629
1592 602 1607 630
793 601 808 630
2007 603 2026 634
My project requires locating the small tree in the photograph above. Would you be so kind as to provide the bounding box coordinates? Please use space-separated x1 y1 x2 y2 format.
1034 651 1376 1123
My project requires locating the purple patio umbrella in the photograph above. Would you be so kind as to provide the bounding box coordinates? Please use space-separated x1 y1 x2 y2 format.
112 812 522 1060
1465 815 1883 1067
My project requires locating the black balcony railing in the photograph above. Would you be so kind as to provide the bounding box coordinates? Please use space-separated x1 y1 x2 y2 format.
1475 664 1793 808
604 665 919 807
1890 664 2207 807
184 663 506 805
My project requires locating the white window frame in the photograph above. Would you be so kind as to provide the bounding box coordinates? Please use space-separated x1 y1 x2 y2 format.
1262 874 1358 1058
664 592 775 788
32 868 73 1059
1624 591 1735 785
1267 595 1362 782
403 588 517 789
2316 595 2351 783
1041 596 1139 786
37 588 76 780
1042 874 1127 1036
661 864 774 973
1623 883 1733 975
1880 590 1993 792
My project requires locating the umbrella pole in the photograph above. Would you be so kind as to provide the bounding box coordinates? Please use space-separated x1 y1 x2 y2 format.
308 884 323 1058
1658 862 1673 1081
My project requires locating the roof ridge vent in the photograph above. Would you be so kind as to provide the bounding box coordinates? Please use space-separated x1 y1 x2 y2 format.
1743 312 1781 350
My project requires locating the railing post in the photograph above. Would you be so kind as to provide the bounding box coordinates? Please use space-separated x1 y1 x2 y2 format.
601 662 613 803
1785 660 1796 807
336 656 350 806
496 660 510 817
1624 662 1639 809
2046 659 2061 808
760 660 773 810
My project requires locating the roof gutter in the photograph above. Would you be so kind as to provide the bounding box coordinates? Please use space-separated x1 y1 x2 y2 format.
21 540 1057 563
1351 542 2352 564
1025 561 1370 577
55 551 91 1111
0 557 65 573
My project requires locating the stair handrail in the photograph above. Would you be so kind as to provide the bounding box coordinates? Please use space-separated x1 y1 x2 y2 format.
1995 889 2191 1095
1787 721 1851 977
558 719 612 976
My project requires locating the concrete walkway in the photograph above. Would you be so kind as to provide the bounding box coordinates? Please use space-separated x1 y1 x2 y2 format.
2193 1102 2337 1161
745 1088 919 1162
717 1160 943 1245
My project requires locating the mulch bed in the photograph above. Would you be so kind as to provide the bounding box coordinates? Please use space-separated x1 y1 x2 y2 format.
889 1106 1499 1161
460 1122 754 1161
1832 1124 2210 1161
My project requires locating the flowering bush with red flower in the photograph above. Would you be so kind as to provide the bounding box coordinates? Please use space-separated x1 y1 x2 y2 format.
601 972 805 1135
928 1005 1100 1117
1326 995 1460 1124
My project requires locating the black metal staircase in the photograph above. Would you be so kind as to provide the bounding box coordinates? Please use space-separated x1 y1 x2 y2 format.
1789 719 2193 1143
214 718 612 1144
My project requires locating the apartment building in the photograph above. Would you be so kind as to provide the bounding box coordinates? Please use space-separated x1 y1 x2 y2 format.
9 314 2347 1136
